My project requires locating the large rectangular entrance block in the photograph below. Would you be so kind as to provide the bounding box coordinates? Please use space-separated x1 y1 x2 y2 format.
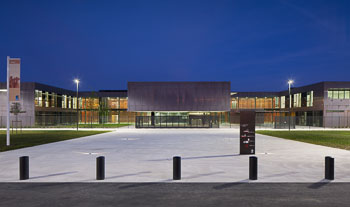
127 82 230 112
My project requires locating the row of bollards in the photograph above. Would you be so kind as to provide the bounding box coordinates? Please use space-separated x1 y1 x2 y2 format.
19 156 106 181
18 155 335 181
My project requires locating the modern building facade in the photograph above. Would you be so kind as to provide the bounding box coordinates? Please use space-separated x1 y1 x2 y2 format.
230 82 350 128
0 82 131 127
0 81 349 128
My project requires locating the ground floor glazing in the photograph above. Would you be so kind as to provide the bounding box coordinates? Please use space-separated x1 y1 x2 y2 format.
28 110 349 128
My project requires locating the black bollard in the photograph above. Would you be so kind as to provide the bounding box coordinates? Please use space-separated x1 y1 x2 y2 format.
249 156 258 180
325 156 334 180
19 156 29 180
96 156 105 180
173 156 181 180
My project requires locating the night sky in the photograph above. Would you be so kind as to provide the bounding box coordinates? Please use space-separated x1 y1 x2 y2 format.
0 0 349 92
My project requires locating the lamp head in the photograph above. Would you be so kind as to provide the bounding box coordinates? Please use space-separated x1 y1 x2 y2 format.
288 80 294 85
74 79 80 84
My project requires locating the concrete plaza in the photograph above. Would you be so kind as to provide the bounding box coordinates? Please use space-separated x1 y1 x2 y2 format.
1 128 350 182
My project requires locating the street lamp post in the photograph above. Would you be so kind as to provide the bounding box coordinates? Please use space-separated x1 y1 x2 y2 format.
288 80 294 131
74 79 80 131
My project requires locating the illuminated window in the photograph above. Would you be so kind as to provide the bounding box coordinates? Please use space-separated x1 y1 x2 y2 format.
307 91 313 107
239 98 247 109
273 97 279 108
231 98 238 109
43 92 49 107
345 91 350 99
281 96 285 109
256 98 265 109
50 93 56 107
79 97 83 109
68 96 72 109
62 95 67 108
265 98 272 108
238 98 255 109
293 93 301 107
120 97 128 109
328 91 332 99
72 97 76 109
93 98 99 109
35 90 43 107
333 91 339 99
108 97 119 109
248 98 255 109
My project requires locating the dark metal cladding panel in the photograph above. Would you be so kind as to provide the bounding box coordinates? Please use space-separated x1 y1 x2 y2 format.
128 82 230 111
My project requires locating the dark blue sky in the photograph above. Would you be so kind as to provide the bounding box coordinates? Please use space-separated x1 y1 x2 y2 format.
0 0 349 91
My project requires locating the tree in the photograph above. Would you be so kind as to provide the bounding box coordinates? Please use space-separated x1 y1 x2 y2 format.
98 98 109 125
10 102 26 116
10 102 26 132
88 91 97 127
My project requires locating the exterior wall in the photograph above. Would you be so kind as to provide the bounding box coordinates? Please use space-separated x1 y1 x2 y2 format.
231 82 324 127
33 82 78 126
231 82 350 128
128 82 231 112
287 82 324 127
323 82 350 128
0 82 35 127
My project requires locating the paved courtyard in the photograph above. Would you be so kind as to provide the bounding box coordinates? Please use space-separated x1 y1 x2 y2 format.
1 128 350 182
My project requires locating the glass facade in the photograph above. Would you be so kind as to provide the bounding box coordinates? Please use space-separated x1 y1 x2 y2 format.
231 97 279 109
230 91 315 110
35 90 75 109
78 97 131 124
239 98 255 109
34 92 133 125
106 97 119 109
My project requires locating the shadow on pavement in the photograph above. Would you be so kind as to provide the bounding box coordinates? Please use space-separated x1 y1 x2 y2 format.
259 171 299 179
308 179 332 189
118 182 161 189
182 171 225 180
30 171 78 180
212 179 250 190
146 154 240 161
107 171 152 179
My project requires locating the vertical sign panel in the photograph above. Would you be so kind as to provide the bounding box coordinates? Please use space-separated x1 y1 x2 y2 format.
240 111 256 154
9 58 21 102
